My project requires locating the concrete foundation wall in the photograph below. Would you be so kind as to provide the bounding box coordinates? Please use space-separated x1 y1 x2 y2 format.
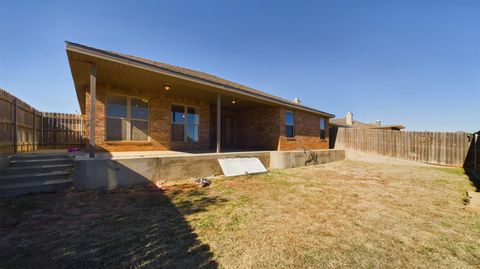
74 149 345 191
74 151 270 191
270 149 345 169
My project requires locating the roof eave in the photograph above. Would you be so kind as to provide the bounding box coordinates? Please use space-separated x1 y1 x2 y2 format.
65 41 334 118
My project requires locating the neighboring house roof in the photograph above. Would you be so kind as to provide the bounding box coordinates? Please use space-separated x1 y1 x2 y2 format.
330 117 405 130
65 41 334 118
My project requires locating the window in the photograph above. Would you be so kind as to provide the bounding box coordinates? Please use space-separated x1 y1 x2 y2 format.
171 105 185 142
320 118 326 139
171 105 199 142
187 107 199 142
106 95 148 141
106 96 127 141
285 111 294 137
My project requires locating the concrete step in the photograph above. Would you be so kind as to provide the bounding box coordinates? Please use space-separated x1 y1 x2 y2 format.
1 164 73 176
0 171 71 185
10 154 71 161
0 178 73 197
9 158 73 167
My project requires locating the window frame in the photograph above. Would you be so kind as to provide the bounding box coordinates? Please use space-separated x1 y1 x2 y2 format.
171 103 200 143
285 110 295 138
105 94 150 142
320 118 326 140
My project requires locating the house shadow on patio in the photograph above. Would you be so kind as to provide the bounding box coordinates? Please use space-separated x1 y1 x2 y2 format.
0 159 226 269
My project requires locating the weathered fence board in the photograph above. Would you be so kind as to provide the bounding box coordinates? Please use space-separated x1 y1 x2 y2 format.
334 128 473 167
0 88 83 155
41 112 84 149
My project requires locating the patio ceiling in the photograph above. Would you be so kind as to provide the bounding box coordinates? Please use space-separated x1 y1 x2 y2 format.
66 41 334 117
68 50 277 113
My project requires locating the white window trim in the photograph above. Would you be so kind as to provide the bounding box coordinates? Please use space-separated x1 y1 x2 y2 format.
320 118 326 139
171 104 199 143
286 110 295 137
105 94 150 142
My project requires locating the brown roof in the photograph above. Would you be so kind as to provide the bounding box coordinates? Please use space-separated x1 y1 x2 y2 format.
330 117 405 130
65 41 334 118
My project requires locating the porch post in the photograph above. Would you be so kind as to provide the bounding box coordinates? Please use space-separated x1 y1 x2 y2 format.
216 93 221 153
89 63 97 158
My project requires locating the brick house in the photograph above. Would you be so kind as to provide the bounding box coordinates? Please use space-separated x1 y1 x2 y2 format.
66 42 334 156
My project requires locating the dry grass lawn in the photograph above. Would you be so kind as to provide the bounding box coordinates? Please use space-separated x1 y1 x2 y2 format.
1 160 479 268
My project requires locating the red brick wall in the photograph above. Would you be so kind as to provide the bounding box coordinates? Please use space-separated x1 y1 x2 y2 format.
83 83 330 152
209 108 241 149
236 106 281 150
278 109 329 150
84 83 209 152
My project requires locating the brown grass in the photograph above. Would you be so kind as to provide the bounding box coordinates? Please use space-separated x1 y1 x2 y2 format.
1 160 479 268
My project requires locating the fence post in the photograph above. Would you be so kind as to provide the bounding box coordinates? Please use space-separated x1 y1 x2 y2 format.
475 132 478 172
12 98 17 154
32 110 36 151
53 112 57 148
41 112 44 147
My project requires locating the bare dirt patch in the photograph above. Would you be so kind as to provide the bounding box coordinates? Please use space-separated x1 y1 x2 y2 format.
1 160 479 268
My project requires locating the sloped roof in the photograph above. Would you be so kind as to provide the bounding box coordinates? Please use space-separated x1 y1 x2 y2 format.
65 41 334 118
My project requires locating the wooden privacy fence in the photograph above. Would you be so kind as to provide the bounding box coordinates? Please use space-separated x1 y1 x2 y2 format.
0 88 83 155
334 128 473 167
41 112 84 150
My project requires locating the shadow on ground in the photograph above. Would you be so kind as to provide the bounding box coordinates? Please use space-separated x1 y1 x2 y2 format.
0 177 225 268
464 131 480 191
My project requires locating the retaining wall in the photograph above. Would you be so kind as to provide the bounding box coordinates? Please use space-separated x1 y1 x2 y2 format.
74 149 345 191
270 149 345 169
74 151 270 191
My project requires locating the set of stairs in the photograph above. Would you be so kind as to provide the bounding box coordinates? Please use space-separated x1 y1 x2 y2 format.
0 153 74 196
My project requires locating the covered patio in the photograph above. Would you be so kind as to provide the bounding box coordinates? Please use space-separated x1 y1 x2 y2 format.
66 42 333 158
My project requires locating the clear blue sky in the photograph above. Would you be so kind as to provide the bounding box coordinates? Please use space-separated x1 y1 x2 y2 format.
1 0 479 132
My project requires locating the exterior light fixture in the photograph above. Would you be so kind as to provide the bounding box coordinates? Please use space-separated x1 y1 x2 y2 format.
163 85 172 91
231 100 236 104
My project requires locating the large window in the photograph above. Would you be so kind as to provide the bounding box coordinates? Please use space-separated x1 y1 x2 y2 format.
320 118 326 139
285 111 294 137
171 105 199 142
106 95 148 141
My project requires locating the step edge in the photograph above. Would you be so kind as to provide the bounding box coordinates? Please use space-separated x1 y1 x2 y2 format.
10 155 71 159
10 158 73 163
0 171 71 179
3 164 74 170
0 179 74 190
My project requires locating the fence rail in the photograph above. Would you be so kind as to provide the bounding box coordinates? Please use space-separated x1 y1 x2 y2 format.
333 128 474 167
0 88 83 155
